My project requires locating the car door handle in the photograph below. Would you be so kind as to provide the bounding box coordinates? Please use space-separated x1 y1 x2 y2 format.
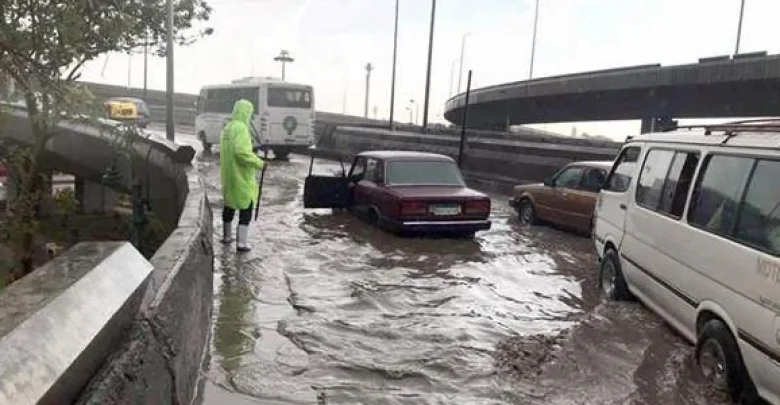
619 204 627 210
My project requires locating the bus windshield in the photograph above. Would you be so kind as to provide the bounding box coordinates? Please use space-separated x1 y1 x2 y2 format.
268 87 312 109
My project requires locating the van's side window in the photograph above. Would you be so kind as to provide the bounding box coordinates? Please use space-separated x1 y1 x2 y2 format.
659 152 700 218
605 146 641 192
734 159 780 256
636 150 675 210
688 155 754 236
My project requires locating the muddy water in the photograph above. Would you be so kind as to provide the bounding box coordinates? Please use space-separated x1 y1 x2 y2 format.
198 153 730 405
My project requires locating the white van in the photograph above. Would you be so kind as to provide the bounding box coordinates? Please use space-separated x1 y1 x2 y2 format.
593 120 780 405
195 77 315 159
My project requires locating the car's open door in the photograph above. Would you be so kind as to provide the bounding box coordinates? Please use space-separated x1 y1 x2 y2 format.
303 148 351 209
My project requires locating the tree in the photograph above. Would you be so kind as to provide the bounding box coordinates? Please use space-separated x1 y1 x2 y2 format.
0 0 212 274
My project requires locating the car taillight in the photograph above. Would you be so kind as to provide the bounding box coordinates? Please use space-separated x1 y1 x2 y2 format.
464 199 490 214
400 200 427 216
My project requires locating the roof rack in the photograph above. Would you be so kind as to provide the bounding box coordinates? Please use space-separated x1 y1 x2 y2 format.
669 122 780 135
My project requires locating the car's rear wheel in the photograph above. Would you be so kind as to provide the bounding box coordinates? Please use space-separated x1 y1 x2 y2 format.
599 249 631 301
696 319 759 404
518 199 538 225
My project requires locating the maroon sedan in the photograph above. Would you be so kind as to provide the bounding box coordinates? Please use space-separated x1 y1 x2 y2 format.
304 151 491 236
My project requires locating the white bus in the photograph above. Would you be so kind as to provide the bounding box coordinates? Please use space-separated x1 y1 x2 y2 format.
195 77 315 159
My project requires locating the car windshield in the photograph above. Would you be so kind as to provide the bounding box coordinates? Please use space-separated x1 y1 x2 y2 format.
386 160 465 186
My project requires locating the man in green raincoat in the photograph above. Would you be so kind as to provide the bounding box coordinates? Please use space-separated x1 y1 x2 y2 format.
219 99 265 253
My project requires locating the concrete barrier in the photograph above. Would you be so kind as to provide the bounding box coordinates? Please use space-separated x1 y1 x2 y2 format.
0 242 153 405
0 106 214 404
75 168 213 405
314 126 622 194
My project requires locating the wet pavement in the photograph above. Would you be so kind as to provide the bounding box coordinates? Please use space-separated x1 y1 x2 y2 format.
195 151 732 405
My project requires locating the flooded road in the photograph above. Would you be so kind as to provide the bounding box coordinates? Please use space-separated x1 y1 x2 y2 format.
196 152 731 405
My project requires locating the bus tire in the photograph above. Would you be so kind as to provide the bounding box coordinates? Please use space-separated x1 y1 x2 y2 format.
198 132 212 153
274 148 290 160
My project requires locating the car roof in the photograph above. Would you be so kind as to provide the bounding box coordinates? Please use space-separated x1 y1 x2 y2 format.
107 97 147 105
357 150 456 162
568 160 614 170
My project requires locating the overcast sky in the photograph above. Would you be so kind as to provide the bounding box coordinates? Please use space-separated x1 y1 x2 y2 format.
80 0 780 140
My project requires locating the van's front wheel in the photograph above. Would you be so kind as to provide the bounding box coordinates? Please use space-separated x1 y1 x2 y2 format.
600 249 631 301
696 320 759 404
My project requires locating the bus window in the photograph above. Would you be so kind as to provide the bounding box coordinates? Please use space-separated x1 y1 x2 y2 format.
267 87 312 109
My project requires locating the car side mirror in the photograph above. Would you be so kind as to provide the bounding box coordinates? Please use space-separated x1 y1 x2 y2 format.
543 177 554 187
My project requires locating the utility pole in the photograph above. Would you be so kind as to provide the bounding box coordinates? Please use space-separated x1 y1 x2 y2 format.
165 0 174 141
735 0 746 54
389 0 400 129
457 33 471 94
373 105 378 120
364 63 373 118
274 50 295 81
421 0 436 131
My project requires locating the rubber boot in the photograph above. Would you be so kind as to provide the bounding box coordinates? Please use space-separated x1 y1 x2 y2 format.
236 224 251 253
221 222 234 244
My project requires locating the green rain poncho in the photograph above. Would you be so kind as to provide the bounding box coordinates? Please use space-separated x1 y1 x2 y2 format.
220 99 265 210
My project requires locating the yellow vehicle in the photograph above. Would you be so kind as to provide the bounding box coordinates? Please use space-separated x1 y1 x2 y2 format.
104 100 139 124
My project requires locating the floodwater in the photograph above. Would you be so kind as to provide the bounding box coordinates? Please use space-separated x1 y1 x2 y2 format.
195 151 733 405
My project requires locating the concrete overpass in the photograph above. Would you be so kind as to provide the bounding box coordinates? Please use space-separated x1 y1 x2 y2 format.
443 52 780 132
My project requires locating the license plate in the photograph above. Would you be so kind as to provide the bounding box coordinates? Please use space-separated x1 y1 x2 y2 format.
430 204 460 216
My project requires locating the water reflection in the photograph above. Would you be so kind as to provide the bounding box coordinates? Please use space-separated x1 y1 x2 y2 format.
213 248 256 382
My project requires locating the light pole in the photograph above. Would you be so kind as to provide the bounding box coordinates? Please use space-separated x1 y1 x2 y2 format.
274 50 295 81
528 0 540 81
421 0 436 131
143 37 148 98
409 99 419 125
389 0 400 129
165 0 174 141
457 33 472 94
449 60 457 97
406 106 412 124
364 63 373 118
735 0 746 54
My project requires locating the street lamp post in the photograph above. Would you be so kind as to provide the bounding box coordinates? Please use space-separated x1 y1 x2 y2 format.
528 0 540 81
165 0 174 141
364 63 373 118
274 50 295 81
449 61 457 97
389 0 400 129
457 33 471 94
421 0 436 131
735 0 746 54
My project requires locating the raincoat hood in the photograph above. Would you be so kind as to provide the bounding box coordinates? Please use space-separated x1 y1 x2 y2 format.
232 99 254 125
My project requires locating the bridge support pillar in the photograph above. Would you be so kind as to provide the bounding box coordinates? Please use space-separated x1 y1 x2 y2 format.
76 178 117 214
